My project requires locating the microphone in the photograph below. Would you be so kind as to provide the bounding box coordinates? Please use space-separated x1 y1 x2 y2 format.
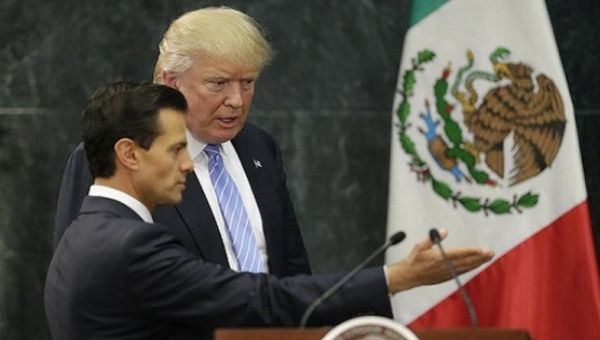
429 228 478 327
299 230 406 328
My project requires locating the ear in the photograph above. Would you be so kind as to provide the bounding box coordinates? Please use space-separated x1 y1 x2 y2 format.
162 71 179 89
114 138 139 171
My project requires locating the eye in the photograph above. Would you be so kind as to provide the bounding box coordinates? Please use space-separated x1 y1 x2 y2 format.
205 79 228 91
241 79 255 90
170 143 187 155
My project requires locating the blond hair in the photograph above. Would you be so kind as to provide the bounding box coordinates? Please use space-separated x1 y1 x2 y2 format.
153 7 273 83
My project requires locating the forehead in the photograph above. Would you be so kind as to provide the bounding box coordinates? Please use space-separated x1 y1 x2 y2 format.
186 54 259 78
155 108 187 137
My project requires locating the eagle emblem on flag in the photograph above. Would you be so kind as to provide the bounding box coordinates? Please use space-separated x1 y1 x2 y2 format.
396 48 566 215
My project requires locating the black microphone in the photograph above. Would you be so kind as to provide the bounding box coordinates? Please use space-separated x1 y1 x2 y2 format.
429 228 478 327
299 231 406 328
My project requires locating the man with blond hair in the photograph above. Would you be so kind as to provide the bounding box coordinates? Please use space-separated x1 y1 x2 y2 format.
55 7 310 277
49 9 495 338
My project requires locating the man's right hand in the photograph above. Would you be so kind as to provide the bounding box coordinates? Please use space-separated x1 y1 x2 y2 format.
387 229 494 294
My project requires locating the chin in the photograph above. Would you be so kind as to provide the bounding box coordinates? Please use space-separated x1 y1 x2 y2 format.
215 125 244 142
162 195 183 206
172 196 183 205
211 129 239 142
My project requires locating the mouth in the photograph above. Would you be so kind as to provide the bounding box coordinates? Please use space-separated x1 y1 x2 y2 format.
217 117 238 126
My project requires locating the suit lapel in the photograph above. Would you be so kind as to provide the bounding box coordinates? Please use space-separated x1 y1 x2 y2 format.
231 128 277 265
174 171 229 266
174 124 279 271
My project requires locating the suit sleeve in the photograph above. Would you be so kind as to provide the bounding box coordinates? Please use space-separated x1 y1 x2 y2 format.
126 225 392 328
53 143 93 248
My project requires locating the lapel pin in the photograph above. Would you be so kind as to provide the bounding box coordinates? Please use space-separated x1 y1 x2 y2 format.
253 159 262 168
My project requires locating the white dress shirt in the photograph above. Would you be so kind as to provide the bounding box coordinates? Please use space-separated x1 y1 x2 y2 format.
88 185 153 223
186 130 268 272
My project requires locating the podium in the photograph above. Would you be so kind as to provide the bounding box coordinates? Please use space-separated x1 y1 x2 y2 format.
215 328 531 340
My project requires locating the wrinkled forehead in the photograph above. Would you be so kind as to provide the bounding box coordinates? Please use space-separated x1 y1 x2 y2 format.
184 52 261 78
196 50 263 72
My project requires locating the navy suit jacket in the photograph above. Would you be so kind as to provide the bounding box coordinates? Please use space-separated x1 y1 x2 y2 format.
53 123 310 277
45 196 392 339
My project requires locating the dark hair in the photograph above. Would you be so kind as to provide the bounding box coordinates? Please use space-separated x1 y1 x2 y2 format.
81 81 187 178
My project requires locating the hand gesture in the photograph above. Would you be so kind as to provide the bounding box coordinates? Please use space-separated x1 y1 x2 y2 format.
387 229 494 293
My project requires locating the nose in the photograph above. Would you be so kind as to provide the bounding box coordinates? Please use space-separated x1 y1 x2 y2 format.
180 150 193 173
224 82 243 109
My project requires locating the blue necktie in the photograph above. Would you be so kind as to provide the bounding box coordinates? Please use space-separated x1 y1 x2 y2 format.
204 144 264 273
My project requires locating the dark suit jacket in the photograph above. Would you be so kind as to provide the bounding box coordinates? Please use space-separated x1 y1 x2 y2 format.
54 123 310 277
45 196 392 339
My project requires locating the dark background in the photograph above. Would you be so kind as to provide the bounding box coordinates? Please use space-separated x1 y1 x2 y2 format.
0 0 598 338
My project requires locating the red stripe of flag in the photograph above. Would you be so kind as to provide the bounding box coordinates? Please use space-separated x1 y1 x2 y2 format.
409 200 600 340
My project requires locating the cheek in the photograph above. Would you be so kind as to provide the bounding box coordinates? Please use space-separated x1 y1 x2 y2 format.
150 158 172 178
242 92 254 110
188 96 223 121
156 167 179 192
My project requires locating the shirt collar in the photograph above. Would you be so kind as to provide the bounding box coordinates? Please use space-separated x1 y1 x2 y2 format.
186 129 233 161
88 184 154 223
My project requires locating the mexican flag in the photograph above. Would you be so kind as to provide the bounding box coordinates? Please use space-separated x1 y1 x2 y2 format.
385 0 600 339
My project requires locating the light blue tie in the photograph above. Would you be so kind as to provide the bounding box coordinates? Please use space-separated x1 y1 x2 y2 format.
204 144 264 273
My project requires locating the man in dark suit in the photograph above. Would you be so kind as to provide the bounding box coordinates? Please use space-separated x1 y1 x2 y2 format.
44 82 494 339
54 7 309 277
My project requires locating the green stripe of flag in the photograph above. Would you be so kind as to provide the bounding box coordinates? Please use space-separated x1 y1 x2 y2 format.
409 0 448 27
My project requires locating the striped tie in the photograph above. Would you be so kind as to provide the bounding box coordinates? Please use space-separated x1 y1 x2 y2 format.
204 144 264 273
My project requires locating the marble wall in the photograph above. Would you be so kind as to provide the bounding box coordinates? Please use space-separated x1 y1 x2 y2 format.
0 0 598 338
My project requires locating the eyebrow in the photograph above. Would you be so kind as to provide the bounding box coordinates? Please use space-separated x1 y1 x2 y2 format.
169 141 187 149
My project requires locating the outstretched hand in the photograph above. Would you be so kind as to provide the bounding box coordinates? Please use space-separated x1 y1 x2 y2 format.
387 229 494 294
